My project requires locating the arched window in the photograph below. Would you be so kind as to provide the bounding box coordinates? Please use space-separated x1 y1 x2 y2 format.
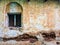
6 2 23 27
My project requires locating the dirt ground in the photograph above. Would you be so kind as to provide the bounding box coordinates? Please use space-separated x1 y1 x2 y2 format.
0 41 41 45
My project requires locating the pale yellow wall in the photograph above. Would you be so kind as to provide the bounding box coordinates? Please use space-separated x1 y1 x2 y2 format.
0 0 60 33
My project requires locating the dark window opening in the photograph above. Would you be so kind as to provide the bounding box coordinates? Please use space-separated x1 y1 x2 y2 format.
8 13 21 27
43 0 48 2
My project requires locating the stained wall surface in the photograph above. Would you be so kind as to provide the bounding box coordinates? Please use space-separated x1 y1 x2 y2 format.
0 0 60 33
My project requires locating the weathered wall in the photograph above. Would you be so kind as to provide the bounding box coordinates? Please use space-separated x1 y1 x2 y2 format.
0 0 60 33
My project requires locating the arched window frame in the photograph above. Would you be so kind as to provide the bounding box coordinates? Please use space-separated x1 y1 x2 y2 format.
5 2 23 30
